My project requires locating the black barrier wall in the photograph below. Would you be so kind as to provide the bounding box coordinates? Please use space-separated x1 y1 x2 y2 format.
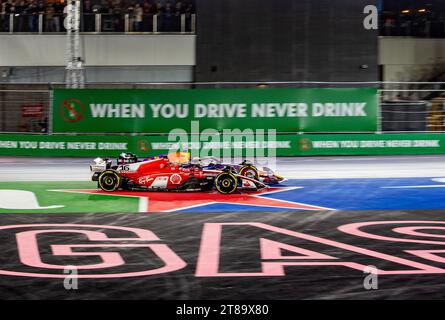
195 0 378 83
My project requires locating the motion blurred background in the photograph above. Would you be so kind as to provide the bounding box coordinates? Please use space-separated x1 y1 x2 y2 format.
0 0 444 140
2 1 445 301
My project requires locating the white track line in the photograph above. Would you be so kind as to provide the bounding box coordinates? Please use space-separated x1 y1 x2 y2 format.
138 197 148 213
383 185 445 189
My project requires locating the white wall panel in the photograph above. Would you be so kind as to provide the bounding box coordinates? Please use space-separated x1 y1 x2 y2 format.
379 37 445 66
0 34 195 67
379 37 445 83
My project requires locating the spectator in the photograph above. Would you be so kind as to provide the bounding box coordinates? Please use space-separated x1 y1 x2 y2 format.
142 0 152 31
99 0 113 31
37 1 46 30
26 1 38 32
91 1 101 14
154 1 162 31
53 0 64 32
63 0 72 32
184 0 192 31
83 0 94 32
398 14 410 36
45 3 55 31
383 17 395 36
6 1 13 27
126 1 133 31
37 1 45 15
99 0 109 13
173 1 182 31
0 0 195 33
0 1 9 32
133 2 142 31
111 1 123 32
9 0 16 14
16 0 25 32
184 1 194 14
8 0 16 30
154 2 163 15
175 1 183 14
163 0 172 31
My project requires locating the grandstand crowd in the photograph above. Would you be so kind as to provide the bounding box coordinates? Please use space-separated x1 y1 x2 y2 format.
1 0 444 37
380 0 445 38
380 10 445 38
0 0 195 32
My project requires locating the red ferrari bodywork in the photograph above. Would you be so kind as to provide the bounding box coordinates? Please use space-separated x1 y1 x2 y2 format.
119 158 213 189
92 156 268 193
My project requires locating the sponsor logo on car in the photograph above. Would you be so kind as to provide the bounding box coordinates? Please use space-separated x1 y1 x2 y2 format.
138 176 153 185
170 174 182 185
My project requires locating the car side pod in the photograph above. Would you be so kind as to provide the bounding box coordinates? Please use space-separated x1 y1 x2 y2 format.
98 169 121 192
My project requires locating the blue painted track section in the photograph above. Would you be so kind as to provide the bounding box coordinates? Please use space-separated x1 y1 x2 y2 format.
180 177 445 212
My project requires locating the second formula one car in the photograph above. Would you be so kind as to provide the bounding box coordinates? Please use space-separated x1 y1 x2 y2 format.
144 152 285 185
199 157 284 185
90 154 267 194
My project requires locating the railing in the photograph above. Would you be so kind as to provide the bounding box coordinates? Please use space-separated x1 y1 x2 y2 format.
0 89 50 133
0 13 196 33
6 12 445 37
1 82 445 134
2 13 443 38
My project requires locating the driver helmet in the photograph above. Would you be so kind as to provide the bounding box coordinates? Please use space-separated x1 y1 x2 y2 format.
118 152 138 165
191 157 202 164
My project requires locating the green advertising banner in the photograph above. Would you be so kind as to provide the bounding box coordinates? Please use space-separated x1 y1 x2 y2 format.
0 134 136 157
295 133 445 156
1 133 444 157
52 88 378 134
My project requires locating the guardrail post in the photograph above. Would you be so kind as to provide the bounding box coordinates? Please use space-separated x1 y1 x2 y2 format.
191 14 196 33
153 14 157 33
9 14 13 34
180 14 185 33
377 90 382 133
48 89 53 134
95 13 101 32
124 14 129 32
38 14 43 34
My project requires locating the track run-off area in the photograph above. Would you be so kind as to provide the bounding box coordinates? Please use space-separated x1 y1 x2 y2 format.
1 155 445 213
0 155 445 299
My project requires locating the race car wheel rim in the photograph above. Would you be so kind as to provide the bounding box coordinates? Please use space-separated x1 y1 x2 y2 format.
98 171 121 192
239 165 259 181
215 172 237 194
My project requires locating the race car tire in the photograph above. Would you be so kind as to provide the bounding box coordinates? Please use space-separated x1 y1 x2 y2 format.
215 172 238 194
239 165 259 181
98 170 121 192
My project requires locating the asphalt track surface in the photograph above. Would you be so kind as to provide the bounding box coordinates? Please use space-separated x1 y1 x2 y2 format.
1 155 445 299
1 211 445 299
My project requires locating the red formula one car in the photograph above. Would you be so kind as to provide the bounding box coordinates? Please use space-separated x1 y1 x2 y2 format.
90 154 267 194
